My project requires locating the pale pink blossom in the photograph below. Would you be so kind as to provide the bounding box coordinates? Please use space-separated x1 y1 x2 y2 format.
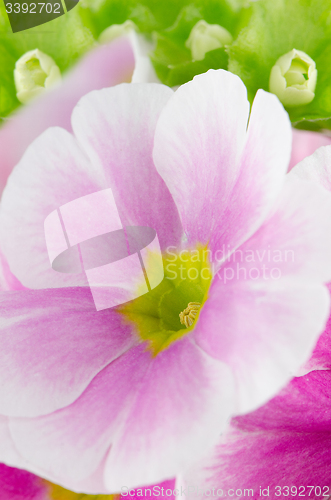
0 70 330 494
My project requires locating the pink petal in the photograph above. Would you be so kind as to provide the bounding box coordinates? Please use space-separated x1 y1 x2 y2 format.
289 129 331 171
130 32 160 84
195 281 329 415
0 37 135 195
216 176 331 284
0 287 135 418
290 145 331 373
0 416 27 469
0 251 26 291
0 417 51 487
71 83 182 250
9 339 234 493
104 338 234 491
194 174 331 414
182 371 331 499
9 345 152 487
153 70 291 256
291 144 331 191
299 289 331 376
0 127 107 289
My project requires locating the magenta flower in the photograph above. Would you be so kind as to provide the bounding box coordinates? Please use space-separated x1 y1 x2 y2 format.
180 367 331 500
0 70 330 494
0 463 49 500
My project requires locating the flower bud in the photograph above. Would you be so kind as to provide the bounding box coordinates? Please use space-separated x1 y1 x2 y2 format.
14 49 61 104
269 49 317 107
99 20 136 44
185 20 233 61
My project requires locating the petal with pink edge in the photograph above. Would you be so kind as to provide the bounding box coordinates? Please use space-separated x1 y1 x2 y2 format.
0 37 135 196
9 339 234 492
9 345 153 485
0 416 26 469
0 127 108 289
290 144 331 191
0 288 135 418
216 176 331 284
298 284 331 375
104 338 234 491
290 148 331 374
0 417 56 488
194 281 330 414
153 70 291 256
181 372 331 500
0 416 110 496
71 83 182 251
0 251 26 291
194 174 331 413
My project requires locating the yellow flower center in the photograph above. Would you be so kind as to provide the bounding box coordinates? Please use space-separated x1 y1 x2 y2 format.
118 245 212 355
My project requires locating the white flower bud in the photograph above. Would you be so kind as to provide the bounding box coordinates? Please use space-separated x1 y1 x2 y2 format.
99 20 136 44
185 20 233 61
14 49 61 104
269 49 317 108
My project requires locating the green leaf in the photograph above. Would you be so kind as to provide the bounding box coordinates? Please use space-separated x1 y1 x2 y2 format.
0 5 21 118
227 0 331 128
77 0 192 36
151 1 249 87
131 0 192 31
0 3 95 119
4 10 96 72
77 0 133 37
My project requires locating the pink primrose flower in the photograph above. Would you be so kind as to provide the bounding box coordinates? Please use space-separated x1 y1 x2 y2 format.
0 70 330 494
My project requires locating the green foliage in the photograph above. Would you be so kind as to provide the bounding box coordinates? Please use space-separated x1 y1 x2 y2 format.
151 1 249 87
228 0 331 128
0 2 95 119
77 0 192 36
3 0 331 130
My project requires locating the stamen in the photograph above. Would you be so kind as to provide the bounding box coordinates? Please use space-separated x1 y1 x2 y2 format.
179 302 201 328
